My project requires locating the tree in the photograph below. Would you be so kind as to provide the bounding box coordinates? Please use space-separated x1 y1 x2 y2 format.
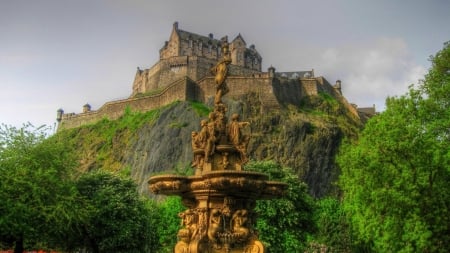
338 42 450 252
309 197 353 252
245 161 315 252
0 123 84 252
155 196 185 253
73 171 159 253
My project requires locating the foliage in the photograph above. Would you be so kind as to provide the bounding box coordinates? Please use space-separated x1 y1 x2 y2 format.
245 160 315 252
338 42 450 252
0 123 84 252
73 171 159 253
301 92 341 115
307 197 353 252
155 196 185 253
57 106 162 172
189 100 212 117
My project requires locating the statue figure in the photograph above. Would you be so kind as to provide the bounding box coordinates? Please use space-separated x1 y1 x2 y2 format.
232 209 249 241
175 229 191 253
214 103 228 144
221 152 229 170
207 112 218 145
228 113 250 163
191 131 204 171
179 209 199 241
196 119 215 163
211 38 232 105
207 209 223 248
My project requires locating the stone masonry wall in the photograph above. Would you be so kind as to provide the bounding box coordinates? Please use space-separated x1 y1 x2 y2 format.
60 72 345 130
132 56 261 97
59 77 193 130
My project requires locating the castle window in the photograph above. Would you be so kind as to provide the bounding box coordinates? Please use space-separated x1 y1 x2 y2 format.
208 44 212 53
198 42 202 50
189 40 193 48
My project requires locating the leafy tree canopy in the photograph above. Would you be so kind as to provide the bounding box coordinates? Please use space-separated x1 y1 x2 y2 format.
73 171 159 253
338 42 450 253
245 160 315 253
155 196 185 253
0 123 83 252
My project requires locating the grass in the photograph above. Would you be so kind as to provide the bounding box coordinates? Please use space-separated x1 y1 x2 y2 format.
189 100 211 117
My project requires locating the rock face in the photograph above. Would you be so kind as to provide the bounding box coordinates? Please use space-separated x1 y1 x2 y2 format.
125 102 202 194
60 89 360 199
121 93 360 198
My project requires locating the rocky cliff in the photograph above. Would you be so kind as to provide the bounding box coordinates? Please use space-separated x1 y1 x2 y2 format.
59 93 361 198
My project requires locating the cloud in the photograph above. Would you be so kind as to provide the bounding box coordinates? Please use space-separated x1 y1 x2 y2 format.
316 37 427 110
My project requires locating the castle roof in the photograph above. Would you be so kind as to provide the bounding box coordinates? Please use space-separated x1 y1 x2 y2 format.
232 33 247 45
177 29 222 47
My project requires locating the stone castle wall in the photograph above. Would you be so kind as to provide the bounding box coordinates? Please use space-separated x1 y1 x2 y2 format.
59 72 339 130
132 57 262 97
59 77 194 129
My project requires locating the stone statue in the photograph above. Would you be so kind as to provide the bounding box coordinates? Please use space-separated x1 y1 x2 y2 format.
191 131 204 170
232 209 250 241
179 209 199 240
228 113 250 163
197 119 215 163
174 229 191 253
211 38 232 105
208 208 223 248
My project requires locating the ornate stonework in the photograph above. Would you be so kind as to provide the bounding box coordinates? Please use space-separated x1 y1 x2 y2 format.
148 39 287 253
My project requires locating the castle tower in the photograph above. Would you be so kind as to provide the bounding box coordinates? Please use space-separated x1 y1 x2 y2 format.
334 80 342 95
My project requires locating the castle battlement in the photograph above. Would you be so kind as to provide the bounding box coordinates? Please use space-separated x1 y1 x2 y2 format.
57 23 358 130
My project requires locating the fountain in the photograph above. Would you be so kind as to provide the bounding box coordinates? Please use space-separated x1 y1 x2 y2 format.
148 37 287 253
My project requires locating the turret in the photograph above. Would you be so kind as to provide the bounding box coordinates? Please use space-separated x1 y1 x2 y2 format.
334 80 342 95
83 103 91 113
56 108 64 123
268 66 276 78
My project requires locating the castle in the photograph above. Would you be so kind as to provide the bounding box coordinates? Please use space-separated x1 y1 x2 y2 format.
57 22 365 130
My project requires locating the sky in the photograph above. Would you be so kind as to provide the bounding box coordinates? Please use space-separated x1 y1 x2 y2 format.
1 0 449 131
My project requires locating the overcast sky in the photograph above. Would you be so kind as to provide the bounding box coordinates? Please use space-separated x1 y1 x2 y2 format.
1 0 449 131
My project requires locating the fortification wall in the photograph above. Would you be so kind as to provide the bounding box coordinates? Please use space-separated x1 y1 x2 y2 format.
300 78 319 96
60 72 356 130
59 78 193 130
133 56 262 97
196 76 279 112
179 39 219 60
